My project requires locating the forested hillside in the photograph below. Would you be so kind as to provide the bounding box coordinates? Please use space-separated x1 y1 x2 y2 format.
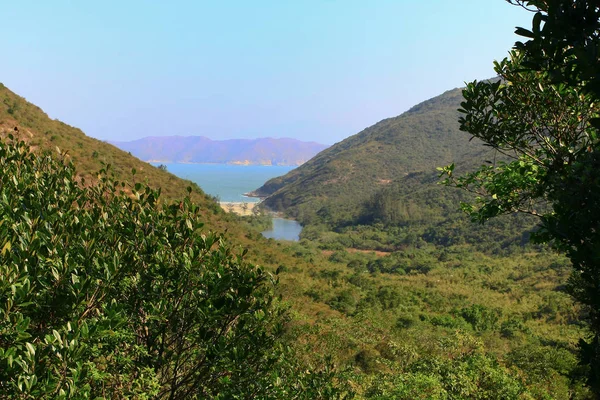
0 83 220 211
253 88 491 225
252 85 538 254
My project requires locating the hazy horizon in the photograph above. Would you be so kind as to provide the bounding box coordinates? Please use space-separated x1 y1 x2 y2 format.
2 1 531 145
110 135 330 145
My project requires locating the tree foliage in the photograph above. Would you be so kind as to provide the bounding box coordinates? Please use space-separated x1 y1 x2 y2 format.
508 0 600 99
0 135 347 399
441 0 600 393
441 51 598 222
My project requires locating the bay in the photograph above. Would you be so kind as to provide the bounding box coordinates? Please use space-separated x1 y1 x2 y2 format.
156 163 303 241
152 163 295 202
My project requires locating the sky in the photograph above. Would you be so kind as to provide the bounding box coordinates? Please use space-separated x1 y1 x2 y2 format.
2 1 533 145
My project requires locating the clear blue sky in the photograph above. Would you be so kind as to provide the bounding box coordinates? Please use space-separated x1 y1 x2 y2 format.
2 1 532 145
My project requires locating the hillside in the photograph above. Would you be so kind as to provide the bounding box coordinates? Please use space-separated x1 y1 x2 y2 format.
252 85 538 252
0 82 307 263
0 84 217 210
0 82 355 324
111 135 328 166
252 88 478 203
253 88 491 222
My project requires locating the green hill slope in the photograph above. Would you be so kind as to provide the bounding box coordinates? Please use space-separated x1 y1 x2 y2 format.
0 82 361 343
253 84 540 254
0 83 234 224
0 83 317 272
0 85 199 197
253 88 492 225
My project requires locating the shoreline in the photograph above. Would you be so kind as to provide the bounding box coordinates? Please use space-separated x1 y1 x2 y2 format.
219 201 288 219
219 201 258 216
242 191 264 199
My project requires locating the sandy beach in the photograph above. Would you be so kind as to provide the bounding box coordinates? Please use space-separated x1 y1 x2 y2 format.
219 201 257 216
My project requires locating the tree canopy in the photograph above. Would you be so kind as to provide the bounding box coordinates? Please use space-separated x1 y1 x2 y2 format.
441 0 600 393
0 135 345 399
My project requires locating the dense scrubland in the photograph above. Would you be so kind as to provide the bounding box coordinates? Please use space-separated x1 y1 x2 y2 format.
0 131 590 398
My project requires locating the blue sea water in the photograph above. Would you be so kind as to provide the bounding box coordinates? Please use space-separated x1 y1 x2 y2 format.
156 163 303 241
152 163 295 202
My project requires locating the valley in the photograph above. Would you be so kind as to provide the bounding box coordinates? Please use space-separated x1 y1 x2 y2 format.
1 79 591 398
4 1 599 398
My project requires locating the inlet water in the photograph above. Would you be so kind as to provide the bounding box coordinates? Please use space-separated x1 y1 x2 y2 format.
150 163 295 202
262 218 302 241
151 163 303 240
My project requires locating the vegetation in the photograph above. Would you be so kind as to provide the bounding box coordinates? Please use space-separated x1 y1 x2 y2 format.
2 1 599 393
249 86 539 257
1 84 593 398
0 83 595 398
250 79 542 259
0 82 299 273
440 0 600 393
278 237 591 398
0 136 350 398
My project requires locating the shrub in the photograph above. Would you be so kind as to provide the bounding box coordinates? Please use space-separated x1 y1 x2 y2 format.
500 316 529 338
328 289 359 315
430 314 469 330
396 315 418 330
0 136 346 399
459 304 501 332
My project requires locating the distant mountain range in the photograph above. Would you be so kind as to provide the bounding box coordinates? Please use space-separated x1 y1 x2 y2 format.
110 136 328 166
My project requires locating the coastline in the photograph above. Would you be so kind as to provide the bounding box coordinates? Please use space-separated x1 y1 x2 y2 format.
242 191 264 199
219 201 257 216
219 200 288 219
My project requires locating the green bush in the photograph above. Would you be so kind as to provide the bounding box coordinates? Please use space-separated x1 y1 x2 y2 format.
500 316 529 338
328 289 359 315
0 137 347 399
429 314 469 330
459 304 501 332
395 315 418 330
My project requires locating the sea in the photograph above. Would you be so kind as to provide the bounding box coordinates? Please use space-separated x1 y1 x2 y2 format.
151 163 295 202
153 163 302 240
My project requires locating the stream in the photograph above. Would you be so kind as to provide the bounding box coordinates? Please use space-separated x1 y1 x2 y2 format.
261 218 302 241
